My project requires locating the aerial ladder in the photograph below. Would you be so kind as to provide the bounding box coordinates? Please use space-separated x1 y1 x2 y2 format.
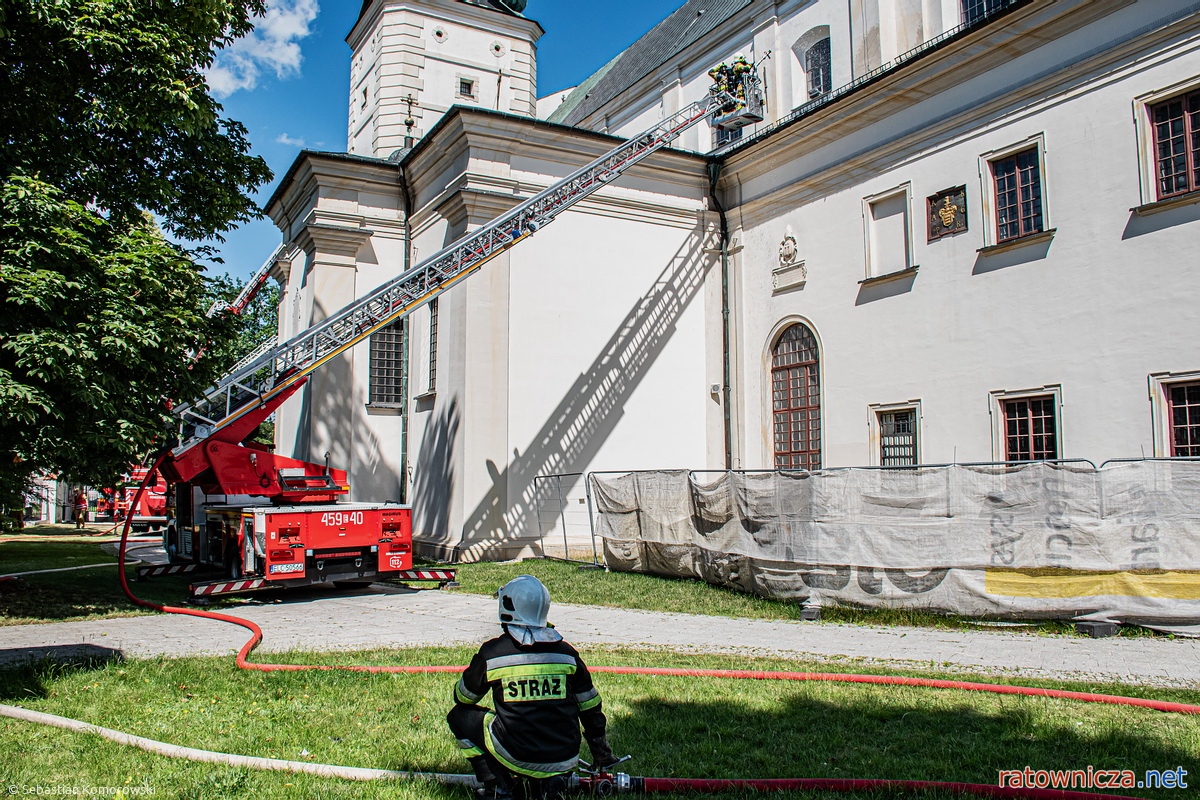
155 72 763 597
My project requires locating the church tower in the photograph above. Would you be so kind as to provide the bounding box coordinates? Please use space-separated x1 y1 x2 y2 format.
346 0 543 158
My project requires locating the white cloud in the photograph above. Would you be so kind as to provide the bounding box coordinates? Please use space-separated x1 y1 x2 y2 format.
276 133 307 148
207 0 320 98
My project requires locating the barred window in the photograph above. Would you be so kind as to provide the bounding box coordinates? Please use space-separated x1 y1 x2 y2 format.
1150 89 1200 199
1168 382 1200 457
1003 396 1057 461
369 319 406 406
991 148 1043 242
879 409 917 466
772 324 821 470
428 298 438 393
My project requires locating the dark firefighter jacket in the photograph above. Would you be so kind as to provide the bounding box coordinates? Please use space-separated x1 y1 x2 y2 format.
453 629 607 777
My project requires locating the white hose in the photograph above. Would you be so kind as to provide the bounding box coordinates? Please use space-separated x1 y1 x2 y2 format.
0 703 476 786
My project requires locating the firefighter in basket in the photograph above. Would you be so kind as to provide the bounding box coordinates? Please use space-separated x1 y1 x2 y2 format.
731 54 753 101
447 575 621 799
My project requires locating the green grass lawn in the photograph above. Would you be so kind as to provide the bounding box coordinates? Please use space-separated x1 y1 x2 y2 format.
1 649 1197 799
444 559 1115 637
0 538 1166 637
0 539 238 626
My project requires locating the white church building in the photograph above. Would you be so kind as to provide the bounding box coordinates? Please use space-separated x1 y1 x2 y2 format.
263 0 1200 561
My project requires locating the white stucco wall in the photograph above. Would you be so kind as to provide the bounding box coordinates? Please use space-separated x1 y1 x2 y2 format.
723 0 1200 470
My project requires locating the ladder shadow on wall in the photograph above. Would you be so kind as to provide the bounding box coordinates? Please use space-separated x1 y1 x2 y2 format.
293 296 402 502
458 227 715 560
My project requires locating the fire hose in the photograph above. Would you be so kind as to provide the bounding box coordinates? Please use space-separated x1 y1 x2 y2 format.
4 458 1192 799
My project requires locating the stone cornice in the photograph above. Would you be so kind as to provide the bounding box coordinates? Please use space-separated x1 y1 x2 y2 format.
295 211 374 264
266 151 401 233
402 107 709 235
349 0 543 51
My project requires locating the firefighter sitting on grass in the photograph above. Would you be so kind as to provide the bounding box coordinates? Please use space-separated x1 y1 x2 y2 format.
447 574 619 800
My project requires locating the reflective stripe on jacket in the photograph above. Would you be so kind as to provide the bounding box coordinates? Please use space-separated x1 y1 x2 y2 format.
453 629 607 775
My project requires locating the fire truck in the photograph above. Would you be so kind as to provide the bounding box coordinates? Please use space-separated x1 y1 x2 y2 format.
113 467 170 532
149 68 764 599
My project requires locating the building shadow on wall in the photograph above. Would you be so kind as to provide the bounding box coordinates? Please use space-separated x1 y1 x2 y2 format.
413 397 459 542
456 228 714 560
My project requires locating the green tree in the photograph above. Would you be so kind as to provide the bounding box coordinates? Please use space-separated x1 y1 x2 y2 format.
0 0 271 239
0 0 274 500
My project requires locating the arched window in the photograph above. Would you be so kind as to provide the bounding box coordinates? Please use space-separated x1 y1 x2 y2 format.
791 27 832 108
805 38 831 99
771 324 821 470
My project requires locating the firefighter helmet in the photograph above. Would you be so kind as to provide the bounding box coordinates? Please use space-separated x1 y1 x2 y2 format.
497 574 562 644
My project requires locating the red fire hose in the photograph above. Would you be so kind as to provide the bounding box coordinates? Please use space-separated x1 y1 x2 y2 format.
111 460 1194 798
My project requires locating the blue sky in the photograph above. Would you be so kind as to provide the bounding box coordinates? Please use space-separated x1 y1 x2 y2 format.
205 0 686 282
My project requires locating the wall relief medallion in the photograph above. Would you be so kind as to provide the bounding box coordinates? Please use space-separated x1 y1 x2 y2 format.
773 227 806 292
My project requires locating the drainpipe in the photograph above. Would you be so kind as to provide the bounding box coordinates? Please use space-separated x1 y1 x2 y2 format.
707 161 733 470
397 161 415 502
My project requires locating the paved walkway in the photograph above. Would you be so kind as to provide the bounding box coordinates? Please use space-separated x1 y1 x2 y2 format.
2 562 1198 686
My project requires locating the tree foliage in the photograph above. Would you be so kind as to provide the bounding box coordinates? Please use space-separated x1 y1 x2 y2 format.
0 176 239 487
0 0 272 240
0 0 276 498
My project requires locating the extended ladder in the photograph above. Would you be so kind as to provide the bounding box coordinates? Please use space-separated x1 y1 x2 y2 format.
172 91 738 455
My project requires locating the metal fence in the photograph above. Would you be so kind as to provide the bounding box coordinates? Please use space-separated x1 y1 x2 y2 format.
531 473 600 565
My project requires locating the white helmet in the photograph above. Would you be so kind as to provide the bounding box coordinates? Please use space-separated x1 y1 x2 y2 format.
497 574 562 644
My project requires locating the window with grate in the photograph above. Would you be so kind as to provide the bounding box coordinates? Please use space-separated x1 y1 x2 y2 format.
428 298 438 393
879 409 917 466
991 148 1043 242
1150 89 1200 199
962 0 1006 24
369 319 406 406
714 125 742 149
1003 395 1057 461
1168 382 1200 457
772 324 821 470
805 38 831 99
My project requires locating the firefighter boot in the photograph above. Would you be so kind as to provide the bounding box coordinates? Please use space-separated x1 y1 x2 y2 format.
469 756 514 800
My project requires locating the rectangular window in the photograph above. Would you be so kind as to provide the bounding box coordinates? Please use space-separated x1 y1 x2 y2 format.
1168 382 1200 456
1150 89 1200 199
879 409 918 466
714 125 742 149
458 78 476 99
991 148 1043 242
369 320 406 406
428 298 438 393
962 0 1006 25
1003 395 1058 461
865 187 911 278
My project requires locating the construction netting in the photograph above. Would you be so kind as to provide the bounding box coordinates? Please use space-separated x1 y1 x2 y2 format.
590 462 1200 635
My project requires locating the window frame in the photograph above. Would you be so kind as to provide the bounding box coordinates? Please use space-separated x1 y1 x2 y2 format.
989 385 1062 462
769 321 823 471
862 183 914 280
1149 370 1200 457
456 75 478 101
868 400 922 467
1134 78 1200 207
367 318 407 409
805 37 832 99
978 135 1051 248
